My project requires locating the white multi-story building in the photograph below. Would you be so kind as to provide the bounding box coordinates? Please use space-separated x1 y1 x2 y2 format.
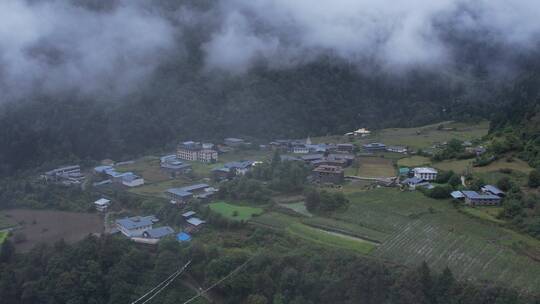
412 167 438 181
116 215 158 238
177 141 218 163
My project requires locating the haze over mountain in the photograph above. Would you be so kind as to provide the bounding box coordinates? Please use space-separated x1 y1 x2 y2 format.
1 0 540 174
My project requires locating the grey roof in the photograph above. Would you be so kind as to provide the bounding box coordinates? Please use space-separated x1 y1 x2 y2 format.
167 183 210 198
224 138 244 142
481 185 505 196
451 191 464 199
187 217 205 226
212 167 231 173
363 143 386 148
224 161 254 169
401 177 423 185
144 226 175 239
178 183 209 192
301 154 324 161
462 191 500 200
166 188 193 198
94 165 113 173
182 211 196 218
116 216 157 230
328 153 355 160
121 173 142 182
280 155 302 161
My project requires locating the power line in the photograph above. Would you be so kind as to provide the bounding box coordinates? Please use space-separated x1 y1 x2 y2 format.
131 260 192 304
181 255 255 304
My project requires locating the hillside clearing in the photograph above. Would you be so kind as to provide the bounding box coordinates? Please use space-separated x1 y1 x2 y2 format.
209 202 264 221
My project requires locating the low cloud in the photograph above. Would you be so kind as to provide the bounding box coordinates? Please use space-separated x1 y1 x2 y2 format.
0 0 176 101
203 0 540 73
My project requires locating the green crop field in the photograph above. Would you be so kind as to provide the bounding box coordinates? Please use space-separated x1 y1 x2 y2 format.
355 120 489 150
397 156 431 168
209 202 264 221
331 188 540 293
462 207 506 224
287 223 377 254
252 188 540 292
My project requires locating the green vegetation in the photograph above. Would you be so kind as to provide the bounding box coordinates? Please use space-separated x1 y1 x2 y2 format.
287 223 377 254
361 121 489 151
331 188 540 293
278 201 313 217
397 155 431 167
115 157 170 183
462 207 506 224
356 156 395 177
208 202 264 221
305 189 349 213
0 231 8 244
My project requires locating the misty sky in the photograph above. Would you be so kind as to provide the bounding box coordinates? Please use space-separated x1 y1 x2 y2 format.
1 0 540 100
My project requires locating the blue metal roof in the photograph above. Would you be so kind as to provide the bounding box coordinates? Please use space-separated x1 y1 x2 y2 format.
176 232 192 242
462 191 500 200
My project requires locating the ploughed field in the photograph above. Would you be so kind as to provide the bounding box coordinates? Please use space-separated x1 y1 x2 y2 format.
1 209 103 252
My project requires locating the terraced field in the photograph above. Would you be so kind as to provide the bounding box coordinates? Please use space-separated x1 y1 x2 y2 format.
361 120 489 150
337 188 540 293
254 188 540 293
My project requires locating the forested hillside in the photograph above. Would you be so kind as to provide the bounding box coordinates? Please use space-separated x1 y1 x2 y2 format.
0 0 537 175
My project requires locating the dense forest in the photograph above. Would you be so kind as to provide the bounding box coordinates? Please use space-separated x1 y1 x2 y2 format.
1 232 537 304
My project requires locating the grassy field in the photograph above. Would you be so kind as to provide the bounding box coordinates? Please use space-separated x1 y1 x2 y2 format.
357 121 489 150
279 202 313 217
462 207 506 224
287 223 377 254
474 158 533 174
433 159 473 173
397 156 431 168
115 156 171 183
357 157 395 177
209 202 264 221
0 231 8 245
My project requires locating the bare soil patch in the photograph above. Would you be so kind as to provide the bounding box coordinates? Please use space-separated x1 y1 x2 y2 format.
3 209 103 252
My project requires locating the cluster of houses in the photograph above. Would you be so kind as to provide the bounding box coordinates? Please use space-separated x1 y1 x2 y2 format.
400 167 439 190
94 165 145 188
160 155 192 177
41 165 86 186
114 212 205 245
399 166 505 206
451 185 504 206
165 183 218 205
212 160 256 181
174 137 253 164
345 128 371 137
362 142 408 154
